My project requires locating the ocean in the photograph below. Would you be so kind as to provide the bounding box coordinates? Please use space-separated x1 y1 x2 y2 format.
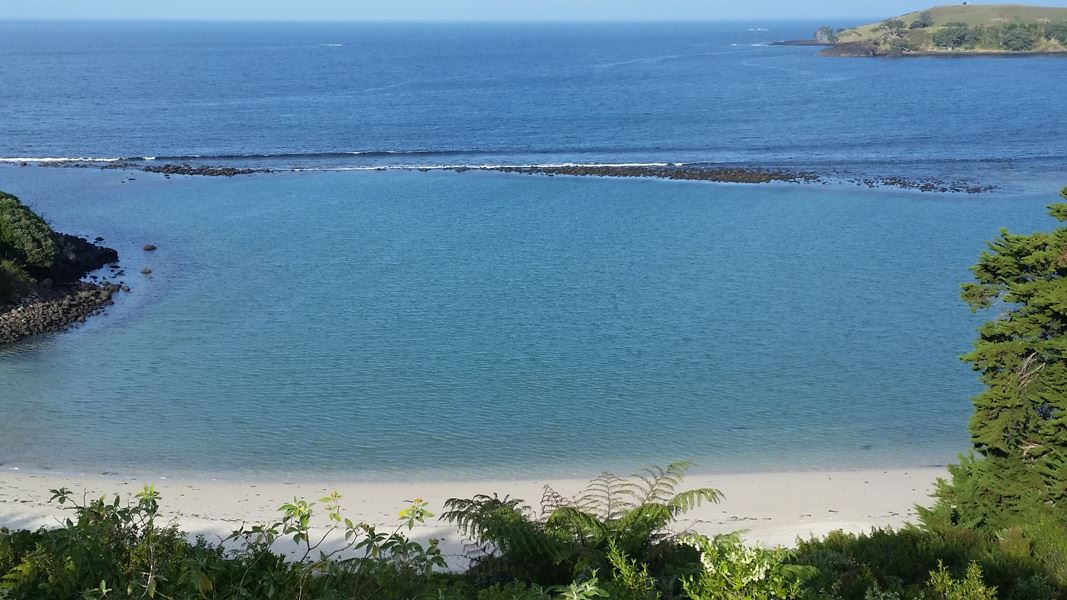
0 21 1064 479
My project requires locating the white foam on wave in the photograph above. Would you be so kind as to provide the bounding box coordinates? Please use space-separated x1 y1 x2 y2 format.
290 161 681 173
0 157 122 163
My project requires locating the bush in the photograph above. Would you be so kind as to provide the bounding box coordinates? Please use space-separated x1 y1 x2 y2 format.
792 525 1061 599
1000 25 1039 52
932 23 971 49
0 191 57 273
0 259 32 303
443 462 720 590
1050 22 1067 45
910 11 934 29
679 533 813 599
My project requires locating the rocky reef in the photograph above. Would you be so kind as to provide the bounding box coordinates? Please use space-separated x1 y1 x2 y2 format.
455 164 821 184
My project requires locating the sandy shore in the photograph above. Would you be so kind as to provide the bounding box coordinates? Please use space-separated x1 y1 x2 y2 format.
0 467 943 566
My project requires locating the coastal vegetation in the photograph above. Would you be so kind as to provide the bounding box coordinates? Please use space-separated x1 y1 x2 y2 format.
813 4 1067 56
0 190 121 343
3 189 1067 598
0 192 58 303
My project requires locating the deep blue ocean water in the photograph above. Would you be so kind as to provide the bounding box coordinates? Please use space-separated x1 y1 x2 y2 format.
0 22 1065 479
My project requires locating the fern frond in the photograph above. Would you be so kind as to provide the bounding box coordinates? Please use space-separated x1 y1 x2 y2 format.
574 473 640 520
540 485 570 519
636 462 692 505
614 499 670 550
442 494 560 561
546 506 610 545
666 488 722 517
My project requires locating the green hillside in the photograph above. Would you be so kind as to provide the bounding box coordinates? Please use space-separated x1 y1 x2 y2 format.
825 4 1067 55
841 4 1067 39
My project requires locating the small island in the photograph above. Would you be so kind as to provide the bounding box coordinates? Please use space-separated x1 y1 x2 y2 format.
779 4 1067 57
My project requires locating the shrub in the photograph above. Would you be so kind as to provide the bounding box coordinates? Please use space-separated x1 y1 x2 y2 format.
932 23 971 49
928 562 996 600
792 525 1061 600
0 259 32 303
443 462 720 590
910 11 934 29
679 532 813 599
0 191 57 272
1049 22 1067 45
1000 25 1039 52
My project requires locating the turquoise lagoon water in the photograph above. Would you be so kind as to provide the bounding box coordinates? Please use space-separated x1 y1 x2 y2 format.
0 166 1058 479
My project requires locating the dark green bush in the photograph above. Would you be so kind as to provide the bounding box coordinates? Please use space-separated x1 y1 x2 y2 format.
0 259 32 303
1000 24 1039 52
0 191 57 273
792 526 1059 600
932 23 971 48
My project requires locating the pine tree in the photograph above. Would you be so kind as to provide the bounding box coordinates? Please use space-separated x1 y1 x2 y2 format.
925 188 1067 530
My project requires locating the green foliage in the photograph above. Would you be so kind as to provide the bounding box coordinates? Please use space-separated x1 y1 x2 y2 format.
815 26 839 44
0 485 456 600
792 523 1062 599
932 23 971 48
924 199 1067 534
679 533 813 600
443 462 720 589
0 260 32 303
1049 22 1067 45
928 561 996 600
605 541 661 600
910 12 934 29
0 191 57 273
999 24 1038 52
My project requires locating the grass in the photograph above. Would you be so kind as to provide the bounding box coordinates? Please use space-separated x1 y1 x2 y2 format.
838 4 1067 41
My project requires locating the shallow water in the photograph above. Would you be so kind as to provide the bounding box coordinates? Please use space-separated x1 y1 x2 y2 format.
0 167 1057 479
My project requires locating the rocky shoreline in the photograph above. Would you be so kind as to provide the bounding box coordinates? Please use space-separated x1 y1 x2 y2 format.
0 234 122 345
0 282 121 344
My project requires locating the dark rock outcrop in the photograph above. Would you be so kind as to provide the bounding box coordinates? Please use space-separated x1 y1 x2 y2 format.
142 163 264 177
45 234 119 284
461 164 821 185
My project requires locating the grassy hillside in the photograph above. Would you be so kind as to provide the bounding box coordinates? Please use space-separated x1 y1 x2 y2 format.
839 4 1067 40
826 4 1067 54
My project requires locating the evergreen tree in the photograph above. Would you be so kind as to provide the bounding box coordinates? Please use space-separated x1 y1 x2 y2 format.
924 189 1067 530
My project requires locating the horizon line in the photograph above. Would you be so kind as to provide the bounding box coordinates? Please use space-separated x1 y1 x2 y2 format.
0 16 876 25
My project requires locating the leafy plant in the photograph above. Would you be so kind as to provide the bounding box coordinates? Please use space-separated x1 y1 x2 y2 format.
443 462 720 588
928 561 996 600
0 192 57 273
679 532 813 600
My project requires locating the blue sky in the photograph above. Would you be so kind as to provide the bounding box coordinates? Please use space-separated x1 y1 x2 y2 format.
6 0 1067 22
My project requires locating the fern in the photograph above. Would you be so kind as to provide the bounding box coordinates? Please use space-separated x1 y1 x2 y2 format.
443 464 722 588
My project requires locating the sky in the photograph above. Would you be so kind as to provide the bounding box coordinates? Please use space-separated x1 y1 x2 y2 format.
7 0 1067 23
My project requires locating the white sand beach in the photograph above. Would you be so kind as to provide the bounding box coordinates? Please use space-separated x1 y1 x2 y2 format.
0 467 943 566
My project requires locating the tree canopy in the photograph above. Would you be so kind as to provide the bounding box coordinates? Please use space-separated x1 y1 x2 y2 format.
0 191 58 271
924 189 1067 531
